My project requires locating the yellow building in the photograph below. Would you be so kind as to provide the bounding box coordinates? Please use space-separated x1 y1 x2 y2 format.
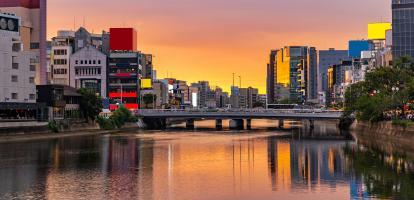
368 22 392 40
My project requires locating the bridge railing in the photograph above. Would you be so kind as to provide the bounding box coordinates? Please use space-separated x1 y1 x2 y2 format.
135 109 343 115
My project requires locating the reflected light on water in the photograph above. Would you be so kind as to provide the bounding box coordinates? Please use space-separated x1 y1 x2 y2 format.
0 120 412 200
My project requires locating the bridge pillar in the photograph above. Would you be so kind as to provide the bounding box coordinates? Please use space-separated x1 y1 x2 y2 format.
278 119 284 129
229 119 244 130
142 118 167 130
216 119 223 130
246 119 252 130
186 119 195 129
309 119 315 130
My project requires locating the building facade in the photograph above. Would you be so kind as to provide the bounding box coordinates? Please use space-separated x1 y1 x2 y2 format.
318 49 349 95
0 13 39 119
275 46 317 103
108 52 140 110
266 50 278 104
392 0 414 59
69 45 107 97
50 31 74 85
0 0 47 85
107 28 140 111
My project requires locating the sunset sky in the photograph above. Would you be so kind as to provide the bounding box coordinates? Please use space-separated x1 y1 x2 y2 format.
48 0 391 93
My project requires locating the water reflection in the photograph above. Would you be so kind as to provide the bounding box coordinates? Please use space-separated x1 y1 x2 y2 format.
0 125 413 200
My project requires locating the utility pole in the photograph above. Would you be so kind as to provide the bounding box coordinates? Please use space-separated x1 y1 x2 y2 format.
238 76 242 88
232 73 235 88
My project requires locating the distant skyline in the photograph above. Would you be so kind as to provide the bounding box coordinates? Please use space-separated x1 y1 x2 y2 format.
48 0 391 93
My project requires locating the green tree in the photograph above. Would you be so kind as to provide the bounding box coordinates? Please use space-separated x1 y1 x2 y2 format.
97 106 138 130
344 56 414 122
143 94 157 109
78 88 103 122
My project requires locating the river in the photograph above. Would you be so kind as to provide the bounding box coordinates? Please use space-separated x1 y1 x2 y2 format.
0 120 413 200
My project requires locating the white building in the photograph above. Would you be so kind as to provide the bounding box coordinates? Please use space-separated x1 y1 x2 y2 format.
0 13 37 104
70 46 107 97
51 31 74 85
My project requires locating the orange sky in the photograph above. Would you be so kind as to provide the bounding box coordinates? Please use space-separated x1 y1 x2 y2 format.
48 0 391 93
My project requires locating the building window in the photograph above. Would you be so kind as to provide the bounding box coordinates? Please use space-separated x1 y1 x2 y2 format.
80 60 83 64
54 59 67 65
30 43 39 49
30 65 36 71
11 93 18 100
29 77 35 84
98 60 101 64
75 60 78 65
29 94 35 100
12 63 18 69
11 75 18 82
89 60 92 64
93 60 96 64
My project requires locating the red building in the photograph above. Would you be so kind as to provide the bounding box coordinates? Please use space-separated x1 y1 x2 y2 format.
108 28 140 111
0 0 40 8
109 28 137 51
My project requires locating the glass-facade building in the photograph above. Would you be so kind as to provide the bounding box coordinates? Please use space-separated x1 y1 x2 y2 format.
275 46 317 103
392 0 414 59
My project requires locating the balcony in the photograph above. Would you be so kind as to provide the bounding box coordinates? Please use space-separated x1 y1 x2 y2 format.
109 73 137 77
109 92 137 98
109 83 138 87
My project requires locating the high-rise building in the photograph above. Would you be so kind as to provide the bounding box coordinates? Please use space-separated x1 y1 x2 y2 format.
267 50 278 104
237 87 259 108
392 0 414 59
0 12 38 119
274 46 317 103
0 0 47 85
198 81 209 108
108 28 140 111
318 49 348 94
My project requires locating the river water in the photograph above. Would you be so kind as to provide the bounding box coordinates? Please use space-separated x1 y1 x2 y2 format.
0 120 413 200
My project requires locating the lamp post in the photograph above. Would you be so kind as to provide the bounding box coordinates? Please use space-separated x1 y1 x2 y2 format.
392 86 400 119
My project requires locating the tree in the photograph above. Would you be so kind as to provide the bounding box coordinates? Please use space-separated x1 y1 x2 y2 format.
78 88 103 122
143 94 157 109
252 101 265 108
344 56 414 122
96 106 137 130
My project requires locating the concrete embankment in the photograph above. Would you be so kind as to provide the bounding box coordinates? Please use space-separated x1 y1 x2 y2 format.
0 121 140 143
351 121 414 159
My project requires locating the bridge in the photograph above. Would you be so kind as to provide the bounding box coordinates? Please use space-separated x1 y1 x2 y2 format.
136 109 343 130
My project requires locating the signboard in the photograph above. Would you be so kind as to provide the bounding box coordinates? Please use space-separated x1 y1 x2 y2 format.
368 23 391 40
0 15 19 33
141 79 152 89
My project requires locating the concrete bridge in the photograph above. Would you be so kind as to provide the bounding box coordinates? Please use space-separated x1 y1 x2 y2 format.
136 109 343 130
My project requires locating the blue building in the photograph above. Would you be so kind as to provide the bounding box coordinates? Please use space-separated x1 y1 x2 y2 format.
348 40 373 58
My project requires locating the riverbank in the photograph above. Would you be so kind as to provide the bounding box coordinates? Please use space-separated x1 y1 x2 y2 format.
351 121 414 159
0 122 140 143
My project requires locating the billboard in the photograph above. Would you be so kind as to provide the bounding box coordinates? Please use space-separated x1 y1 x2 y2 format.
141 79 152 89
0 14 19 33
368 23 391 40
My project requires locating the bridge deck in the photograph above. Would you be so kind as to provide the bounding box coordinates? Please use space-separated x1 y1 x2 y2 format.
136 109 343 120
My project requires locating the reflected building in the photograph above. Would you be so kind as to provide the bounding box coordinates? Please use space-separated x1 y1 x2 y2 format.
268 139 352 192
